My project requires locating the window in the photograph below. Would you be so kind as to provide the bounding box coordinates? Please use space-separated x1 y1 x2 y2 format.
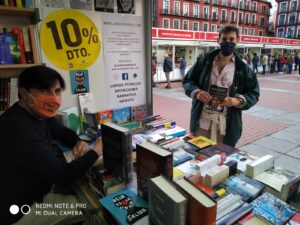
222 0 226 6
231 0 236 7
246 0 250 10
193 5 199 17
211 24 217 32
163 18 170 28
238 27 242 35
260 17 265 27
261 5 266 13
286 27 295 38
183 20 189 30
250 28 255 35
253 2 257 11
239 0 243 9
245 13 250 24
174 1 180 15
297 27 300 38
258 30 263 36
231 11 236 23
163 0 169 13
204 7 209 19
221 9 227 21
277 28 284 37
252 14 256 24
203 23 209 31
213 0 218 5
193 22 199 31
278 15 285 26
183 3 189 16
212 8 218 20
239 12 243 23
244 28 248 35
291 1 297 11
289 14 296 25
173 19 180 29
279 2 287 13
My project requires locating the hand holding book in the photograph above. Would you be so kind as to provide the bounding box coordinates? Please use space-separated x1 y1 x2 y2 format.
221 97 242 108
196 90 212 104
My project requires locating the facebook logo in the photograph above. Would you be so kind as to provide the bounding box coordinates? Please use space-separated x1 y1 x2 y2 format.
122 73 129 80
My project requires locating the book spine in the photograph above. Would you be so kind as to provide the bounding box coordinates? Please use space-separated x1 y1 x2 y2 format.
28 25 39 64
15 0 23 7
123 132 133 185
152 121 176 129
164 153 173 180
11 27 26 64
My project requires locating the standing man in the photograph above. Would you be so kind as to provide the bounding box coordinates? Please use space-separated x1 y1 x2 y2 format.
252 53 259 73
151 54 157 87
294 54 299 71
0 66 103 225
163 54 173 89
179 56 187 80
183 25 260 147
261 54 269 75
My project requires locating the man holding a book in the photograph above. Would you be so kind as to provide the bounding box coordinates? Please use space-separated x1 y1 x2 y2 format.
183 25 260 147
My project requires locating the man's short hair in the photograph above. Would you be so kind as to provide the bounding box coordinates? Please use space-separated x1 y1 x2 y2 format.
218 25 239 39
18 66 65 92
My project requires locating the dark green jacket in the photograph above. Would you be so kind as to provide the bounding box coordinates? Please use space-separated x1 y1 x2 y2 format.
183 49 260 147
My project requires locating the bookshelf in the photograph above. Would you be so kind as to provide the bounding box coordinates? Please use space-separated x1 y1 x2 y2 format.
0 5 41 77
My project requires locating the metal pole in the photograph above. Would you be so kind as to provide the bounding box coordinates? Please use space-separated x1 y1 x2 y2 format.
237 0 239 27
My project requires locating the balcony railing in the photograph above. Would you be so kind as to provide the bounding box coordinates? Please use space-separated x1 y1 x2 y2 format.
289 7 297 13
279 8 288 13
204 0 210 3
288 20 296 25
221 16 228 22
212 14 218 20
278 21 285 26
230 19 236 23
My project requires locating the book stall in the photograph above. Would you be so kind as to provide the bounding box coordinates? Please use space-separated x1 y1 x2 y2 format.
65 106 300 225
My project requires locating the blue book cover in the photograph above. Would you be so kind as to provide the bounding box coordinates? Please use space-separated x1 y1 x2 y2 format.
99 188 149 225
70 70 89 94
251 192 296 225
219 173 265 203
0 33 13 64
112 107 131 124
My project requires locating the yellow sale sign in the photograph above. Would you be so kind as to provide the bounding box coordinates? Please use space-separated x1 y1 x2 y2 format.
40 9 101 70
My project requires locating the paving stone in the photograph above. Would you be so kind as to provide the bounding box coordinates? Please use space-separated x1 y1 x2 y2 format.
274 155 300 173
271 130 300 145
283 124 300 134
252 136 298 154
239 143 281 158
286 147 300 159
274 113 300 125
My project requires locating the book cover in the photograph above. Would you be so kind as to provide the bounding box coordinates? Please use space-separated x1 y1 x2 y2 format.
290 213 300 225
254 168 300 201
199 143 239 157
205 85 228 112
174 177 217 225
131 104 146 122
70 70 89 94
224 150 259 173
99 188 149 225
237 213 269 225
246 154 274 178
218 173 266 203
102 122 133 185
11 27 26 64
0 33 13 64
187 136 216 149
7 32 21 64
96 109 113 124
251 192 296 225
136 141 173 200
149 175 187 225
172 148 194 166
112 106 131 124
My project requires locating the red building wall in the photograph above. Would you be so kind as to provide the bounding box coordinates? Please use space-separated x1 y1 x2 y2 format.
155 0 271 36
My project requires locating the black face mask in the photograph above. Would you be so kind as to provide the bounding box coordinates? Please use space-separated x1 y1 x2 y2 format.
220 42 236 56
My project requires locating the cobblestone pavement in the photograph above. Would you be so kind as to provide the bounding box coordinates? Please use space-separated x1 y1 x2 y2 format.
153 72 300 173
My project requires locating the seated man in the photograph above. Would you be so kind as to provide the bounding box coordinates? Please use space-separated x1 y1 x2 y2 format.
0 66 103 225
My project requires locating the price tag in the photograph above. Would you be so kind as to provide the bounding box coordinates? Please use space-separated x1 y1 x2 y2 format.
40 9 101 70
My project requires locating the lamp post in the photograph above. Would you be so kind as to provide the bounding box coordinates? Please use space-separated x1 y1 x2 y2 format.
236 0 240 28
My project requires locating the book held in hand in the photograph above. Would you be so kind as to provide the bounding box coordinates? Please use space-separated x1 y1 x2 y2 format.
206 85 228 112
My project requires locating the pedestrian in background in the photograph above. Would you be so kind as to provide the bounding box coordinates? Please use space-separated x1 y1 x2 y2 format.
151 55 157 87
179 56 187 80
261 54 268 75
287 55 294 74
183 25 260 147
294 54 299 71
252 53 259 73
163 54 173 89
278 54 286 74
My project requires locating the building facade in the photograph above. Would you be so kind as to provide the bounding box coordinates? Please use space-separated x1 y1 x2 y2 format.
153 0 272 37
275 0 300 39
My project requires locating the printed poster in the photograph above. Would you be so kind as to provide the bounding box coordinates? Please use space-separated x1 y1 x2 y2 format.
102 14 145 109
